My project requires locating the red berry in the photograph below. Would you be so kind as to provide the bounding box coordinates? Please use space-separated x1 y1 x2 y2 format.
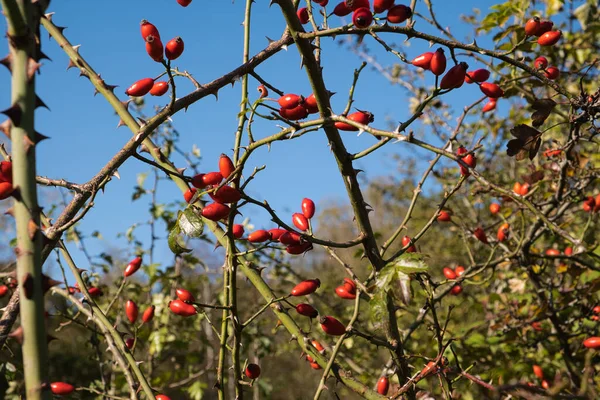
183 188 197 203
145 35 164 62
312 340 325 353
582 196 596 213
291 279 320 296
544 66 559 80
497 223 510 242
304 94 319 114
248 229 271 243
124 256 142 277
140 20 160 40
473 227 488 244
440 62 468 89
535 20 554 36
450 285 463 295
320 316 346 336
268 228 287 241
373 0 394 14
489 203 500 214
437 210 451 222
347 0 370 10
456 146 476 176
352 7 373 29
50 382 75 395
401 235 416 253
232 224 245 239
595 194 600 213
245 363 261 379
583 337 600 349
335 285 356 299
534 56 548 69
482 99 497 113
125 337 135 349
314 0 329 5
377 376 389 395
201 203 230 221
545 248 560 256
302 198 316 219
209 185 242 204
541 380 550 390
149 81 169 96
257 84 268 98
537 30 561 46
335 110 374 131
343 278 357 291
333 2 352 16
455 266 465 276
0 181 13 200
296 303 318 318
125 300 138 324
280 231 302 245
292 213 309 231
533 365 544 380
88 286 103 297
0 285 8 297
176 288 195 303
412 52 434 70
465 68 490 83
169 299 197 316
524 17 540 36
278 94 303 109
142 305 155 323
219 154 235 179
156 395 171 400
387 5 412 24
279 104 309 120
286 242 313 255
202 172 224 186
443 267 457 280
177 0 192 6
430 48 447 76
0 161 13 183
298 7 309 24
125 78 154 97
165 37 184 60
310 362 322 369
564 247 573 256
479 82 504 98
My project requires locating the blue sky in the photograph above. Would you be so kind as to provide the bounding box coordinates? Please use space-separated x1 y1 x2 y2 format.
0 0 514 275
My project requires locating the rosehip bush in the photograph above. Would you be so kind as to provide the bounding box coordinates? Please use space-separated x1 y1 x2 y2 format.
0 1 598 399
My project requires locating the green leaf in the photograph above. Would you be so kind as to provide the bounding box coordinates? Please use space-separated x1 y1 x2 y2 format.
168 217 192 255
179 208 204 238
369 290 389 332
384 253 429 275
136 172 148 187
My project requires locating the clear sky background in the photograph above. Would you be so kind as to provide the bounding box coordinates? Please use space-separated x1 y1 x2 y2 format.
0 0 521 276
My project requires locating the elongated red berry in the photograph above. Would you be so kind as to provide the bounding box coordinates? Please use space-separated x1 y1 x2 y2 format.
583 337 600 349
177 0 192 6
538 30 561 46
482 99 497 113
374 0 394 13
278 94 303 109
209 185 241 204
347 0 370 10
176 288 195 303
304 94 319 114
353 7 373 29
312 339 325 353
156 395 172 400
412 52 433 70
169 299 197 316
245 363 261 379
88 286 103 297
140 20 160 40
497 223 509 242
524 17 540 36
302 198 316 219
440 62 468 89
335 110 374 131
50 382 75 395
201 203 230 221
474 227 488 244
279 105 309 120
232 224 245 239
291 279 320 296
465 69 490 83
268 228 286 241
479 82 504 98
142 305 155 323
536 20 553 36
443 267 457 280
430 48 447 76
248 229 271 243
534 56 548 69
286 242 313 255
125 300 138 324
455 266 465 276
377 376 389 395
149 81 169 96
219 154 235 179
387 5 412 24
125 78 154 97
202 172 224 186
165 37 184 60
0 161 13 183
296 303 318 318
533 365 544 380
333 2 352 17
279 231 301 245
401 235 416 253
293 213 309 231
184 188 196 203
335 285 356 299
124 257 143 277
145 35 164 62
298 7 309 24
320 316 346 336
343 278 356 291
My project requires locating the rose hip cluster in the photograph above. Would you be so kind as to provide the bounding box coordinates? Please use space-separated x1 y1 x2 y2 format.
0 161 13 201
327 0 411 29
123 20 185 98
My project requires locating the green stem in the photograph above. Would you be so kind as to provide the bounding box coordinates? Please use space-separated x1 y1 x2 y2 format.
3 1 50 398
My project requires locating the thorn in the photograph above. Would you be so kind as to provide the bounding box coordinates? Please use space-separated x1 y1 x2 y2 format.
37 51 51 62
0 119 11 138
66 58 76 70
27 58 42 81
112 170 120 180
1 104 23 126
44 12 55 21
35 95 50 110
79 68 89 79
22 273 34 299
116 119 126 129
28 219 39 240
136 117 147 125
72 44 81 54
0 53 13 73
177 167 187 175
139 144 150 154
